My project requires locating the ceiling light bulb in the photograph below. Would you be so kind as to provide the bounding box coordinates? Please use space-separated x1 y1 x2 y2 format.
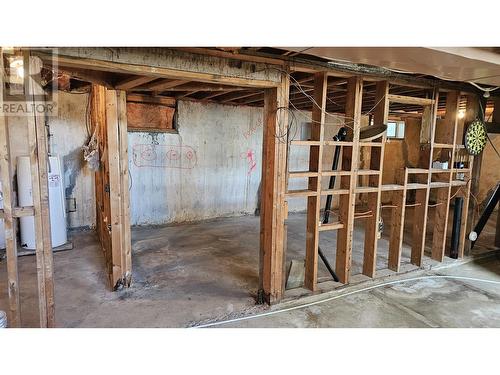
9 58 24 78
16 66 24 78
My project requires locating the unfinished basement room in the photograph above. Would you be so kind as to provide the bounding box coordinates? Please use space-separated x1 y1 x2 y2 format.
3 3 500 374
1 45 499 331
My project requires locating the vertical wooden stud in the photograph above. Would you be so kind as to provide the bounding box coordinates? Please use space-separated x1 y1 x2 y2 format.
363 81 388 277
25 52 55 327
117 91 132 286
388 169 408 271
259 72 290 304
431 91 459 261
336 76 363 283
411 88 439 266
0 49 21 327
304 72 327 291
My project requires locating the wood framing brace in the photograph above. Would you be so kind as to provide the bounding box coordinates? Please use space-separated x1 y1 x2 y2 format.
431 91 460 262
91 85 132 290
0 49 21 327
304 72 327 291
336 77 363 284
259 71 290 304
463 94 481 256
24 53 56 328
411 88 439 266
363 81 388 277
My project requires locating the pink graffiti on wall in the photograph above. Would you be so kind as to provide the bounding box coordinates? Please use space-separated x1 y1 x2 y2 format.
241 149 257 175
132 144 198 169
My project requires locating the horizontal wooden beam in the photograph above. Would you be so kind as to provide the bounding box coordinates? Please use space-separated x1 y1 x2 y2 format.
0 206 35 219
136 79 189 91
115 75 157 90
126 93 176 107
58 67 114 88
154 83 247 92
175 47 286 66
36 52 279 89
387 94 435 106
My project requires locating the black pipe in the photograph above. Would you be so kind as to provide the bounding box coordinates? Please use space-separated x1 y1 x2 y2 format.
450 197 463 259
471 182 500 248
317 127 348 283
323 127 348 224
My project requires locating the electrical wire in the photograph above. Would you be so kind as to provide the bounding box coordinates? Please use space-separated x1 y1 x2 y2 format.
193 274 500 328
264 67 390 142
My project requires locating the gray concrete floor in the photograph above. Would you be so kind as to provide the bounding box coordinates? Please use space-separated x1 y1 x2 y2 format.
0 211 498 328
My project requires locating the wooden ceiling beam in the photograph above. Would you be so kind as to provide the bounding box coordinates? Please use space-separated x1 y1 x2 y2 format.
220 90 262 103
57 66 114 88
159 83 247 92
200 90 243 100
136 79 190 91
115 75 157 90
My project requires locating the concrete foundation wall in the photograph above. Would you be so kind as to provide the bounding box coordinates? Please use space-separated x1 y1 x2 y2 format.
128 101 265 226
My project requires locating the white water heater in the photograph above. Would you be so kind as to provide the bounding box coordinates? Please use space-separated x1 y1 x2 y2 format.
17 156 67 249
0 182 5 249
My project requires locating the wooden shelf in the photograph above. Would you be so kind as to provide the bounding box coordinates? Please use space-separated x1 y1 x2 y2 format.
430 181 449 188
290 140 321 146
285 189 317 198
381 184 405 191
451 180 467 187
359 142 383 147
288 171 318 178
433 143 454 149
406 183 428 190
323 141 354 146
407 168 429 174
320 188 349 196
430 169 451 174
354 186 379 193
318 221 344 231
321 170 352 177
357 169 380 176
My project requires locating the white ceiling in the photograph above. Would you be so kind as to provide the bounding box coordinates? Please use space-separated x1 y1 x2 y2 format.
286 47 500 88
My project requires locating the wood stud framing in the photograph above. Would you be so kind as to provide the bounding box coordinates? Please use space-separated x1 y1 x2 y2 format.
335 77 362 284
91 85 132 290
259 70 290 303
0 49 21 327
1 47 486 322
362 81 388 278
304 72 328 291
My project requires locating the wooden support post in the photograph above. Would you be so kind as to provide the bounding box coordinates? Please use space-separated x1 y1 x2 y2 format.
25 53 55 327
462 94 481 256
0 49 21 327
363 81 388 277
304 72 327 291
431 91 459 262
388 169 408 271
411 89 439 266
105 89 133 289
92 86 132 290
117 91 132 286
336 77 362 283
259 73 290 304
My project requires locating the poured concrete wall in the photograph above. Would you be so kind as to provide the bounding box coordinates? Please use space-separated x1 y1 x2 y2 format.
128 101 265 225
